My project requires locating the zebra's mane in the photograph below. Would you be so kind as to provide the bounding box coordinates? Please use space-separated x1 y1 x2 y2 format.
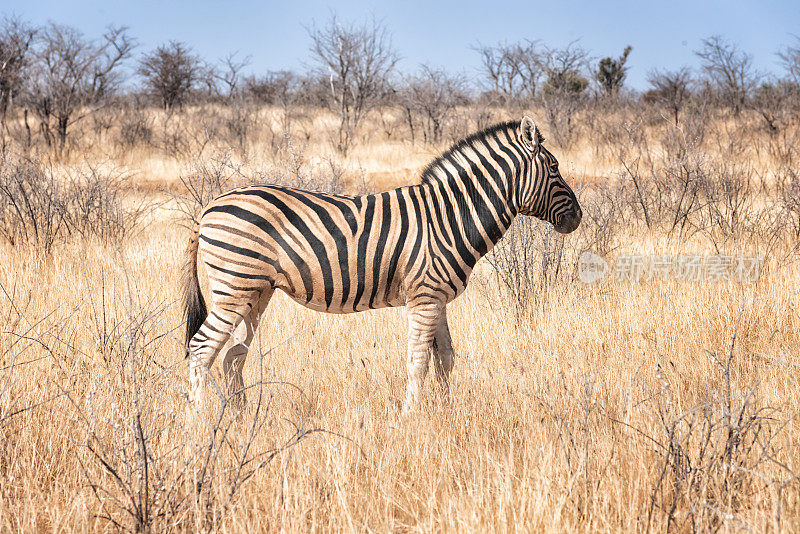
420 120 543 185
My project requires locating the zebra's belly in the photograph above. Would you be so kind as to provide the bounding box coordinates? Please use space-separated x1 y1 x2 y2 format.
277 285 406 314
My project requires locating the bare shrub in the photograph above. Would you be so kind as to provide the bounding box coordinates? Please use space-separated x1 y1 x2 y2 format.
577 181 623 256
601 112 782 250
536 373 612 521
776 167 800 245
603 119 657 229
375 106 404 141
171 138 350 227
604 117 737 243
0 155 69 252
273 137 346 193
64 163 151 242
89 105 119 146
699 163 756 248
485 217 569 316
152 106 215 160
657 99 709 159
759 112 800 170
658 154 706 242
0 155 149 251
614 327 799 531
170 151 254 224
454 103 501 138
68 281 320 531
222 100 255 155
0 283 71 433
114 101 153 150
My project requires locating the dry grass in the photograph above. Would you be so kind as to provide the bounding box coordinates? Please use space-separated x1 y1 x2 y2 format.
1 104 799 532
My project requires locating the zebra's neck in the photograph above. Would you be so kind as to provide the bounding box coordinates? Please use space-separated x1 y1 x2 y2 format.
418 125 523 269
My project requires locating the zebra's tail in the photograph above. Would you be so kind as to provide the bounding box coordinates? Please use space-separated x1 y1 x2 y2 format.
183 223 207 356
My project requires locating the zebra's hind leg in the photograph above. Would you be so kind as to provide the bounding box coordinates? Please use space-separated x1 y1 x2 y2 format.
221 287 273 409
188 297 257 414
402 300 444 415
432 307 455 401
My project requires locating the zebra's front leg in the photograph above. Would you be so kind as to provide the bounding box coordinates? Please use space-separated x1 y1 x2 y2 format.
432 308 455 400
402 301 444 415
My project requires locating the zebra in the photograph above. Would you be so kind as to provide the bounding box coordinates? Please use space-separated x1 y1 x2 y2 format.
182 116 581 414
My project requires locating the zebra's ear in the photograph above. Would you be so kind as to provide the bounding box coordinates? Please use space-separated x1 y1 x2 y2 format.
519 116 539 152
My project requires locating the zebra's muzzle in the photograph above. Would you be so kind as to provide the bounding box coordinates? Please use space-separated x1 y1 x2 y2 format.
554 207 582 234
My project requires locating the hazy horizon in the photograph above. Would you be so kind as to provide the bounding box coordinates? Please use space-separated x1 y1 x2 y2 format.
4 0 799 91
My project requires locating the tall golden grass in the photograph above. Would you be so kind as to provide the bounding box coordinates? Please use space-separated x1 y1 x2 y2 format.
1 104 799 531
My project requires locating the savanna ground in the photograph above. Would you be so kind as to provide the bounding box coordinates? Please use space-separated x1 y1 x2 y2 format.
1 102 800 532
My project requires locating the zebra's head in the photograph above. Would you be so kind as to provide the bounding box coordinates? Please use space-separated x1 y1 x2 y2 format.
515 116 582 234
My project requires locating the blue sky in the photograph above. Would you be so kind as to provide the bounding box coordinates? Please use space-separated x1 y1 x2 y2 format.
4 0 799 90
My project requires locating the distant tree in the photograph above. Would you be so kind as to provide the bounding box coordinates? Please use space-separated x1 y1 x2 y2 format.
538 41 589 146
777 36 800 86
244 70 306 138
214 51 251 99
138 41 200 111
596 45 632 96
402 65 467 143
473 40 541 105
539 41 590 97
0 16 37 151
647 67 693 124
26 23 134 154
695 35 759 114
751 80 797 133
244 71 298 105
293 73 332 108
307 15 399 154
196 62 220 101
